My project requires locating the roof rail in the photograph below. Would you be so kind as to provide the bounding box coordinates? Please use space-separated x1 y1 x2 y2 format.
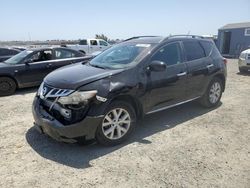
167 35 204 39
123 36 159 42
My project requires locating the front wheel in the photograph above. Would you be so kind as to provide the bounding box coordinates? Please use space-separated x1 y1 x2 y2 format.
0 77 17 96
96 101 136 146
199 78 223 108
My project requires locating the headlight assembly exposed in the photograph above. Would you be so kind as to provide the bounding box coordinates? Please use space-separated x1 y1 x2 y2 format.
58 90 97 105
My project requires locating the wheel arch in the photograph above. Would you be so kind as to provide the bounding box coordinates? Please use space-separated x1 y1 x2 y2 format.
213 73 226 91
79 50 86 55
110 94 144 119
0 75 19 88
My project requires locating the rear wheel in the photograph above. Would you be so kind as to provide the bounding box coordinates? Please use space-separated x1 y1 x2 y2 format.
0 77 16 96
96 101 136 146
199 77 223 108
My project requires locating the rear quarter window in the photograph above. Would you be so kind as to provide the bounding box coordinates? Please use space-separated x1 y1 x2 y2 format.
200 41 213 56
183 41 206 61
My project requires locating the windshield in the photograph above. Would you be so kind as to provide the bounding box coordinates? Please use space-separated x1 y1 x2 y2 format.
4 50 33 64
89 43 153 69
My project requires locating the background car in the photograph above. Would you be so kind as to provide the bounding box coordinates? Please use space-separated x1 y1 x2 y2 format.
238 49 250 73
0 47 92 96
63 39 110 55
0 47 21 61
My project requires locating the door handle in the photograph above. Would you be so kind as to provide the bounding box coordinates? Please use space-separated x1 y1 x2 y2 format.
46 63 52 68
207 64 214 68
177 72 187 77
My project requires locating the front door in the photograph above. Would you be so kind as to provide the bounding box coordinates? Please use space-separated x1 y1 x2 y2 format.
146 42 188 113
89 39 99 53
15 50 53 87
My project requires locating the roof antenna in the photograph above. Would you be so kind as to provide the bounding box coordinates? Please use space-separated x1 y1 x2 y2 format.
187 31 191 35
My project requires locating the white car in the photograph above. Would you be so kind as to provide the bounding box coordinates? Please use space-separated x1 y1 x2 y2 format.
65 39 110 55
238 49 250 73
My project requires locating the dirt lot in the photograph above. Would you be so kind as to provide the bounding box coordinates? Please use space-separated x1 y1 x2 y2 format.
0 59 249 188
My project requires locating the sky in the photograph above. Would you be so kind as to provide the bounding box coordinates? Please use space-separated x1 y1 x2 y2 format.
0 0 249 41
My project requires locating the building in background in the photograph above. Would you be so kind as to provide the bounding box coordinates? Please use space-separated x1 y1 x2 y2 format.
217 22 250 58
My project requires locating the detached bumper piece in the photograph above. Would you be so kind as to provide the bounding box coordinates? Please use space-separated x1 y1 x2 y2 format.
32 97 103 143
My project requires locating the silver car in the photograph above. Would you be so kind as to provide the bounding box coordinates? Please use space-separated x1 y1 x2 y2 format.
238 49 250 73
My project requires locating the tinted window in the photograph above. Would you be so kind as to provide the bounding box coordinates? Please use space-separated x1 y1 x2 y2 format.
200 41 213 56
90 40 98 45
99 40 108 46
79 40 87 45
28 50 53 63
55 49 76 59
183 41 205 61
151 43 181 66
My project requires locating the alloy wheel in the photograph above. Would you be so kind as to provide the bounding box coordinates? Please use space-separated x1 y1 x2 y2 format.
209 82 221 104
102 108 131 140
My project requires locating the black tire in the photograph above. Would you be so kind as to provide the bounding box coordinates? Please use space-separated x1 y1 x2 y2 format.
199 77 223 108
0 77 17 96
96 101 136 146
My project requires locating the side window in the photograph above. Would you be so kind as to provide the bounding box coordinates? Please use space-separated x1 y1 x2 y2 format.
200 41 213 56
90 40 98 45
29 50 52 63
99 40 108 46
183 41 206 61
151 43 181 66
55 49 75 59
79 40 87 45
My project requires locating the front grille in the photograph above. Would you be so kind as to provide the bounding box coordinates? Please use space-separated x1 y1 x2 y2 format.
247 54 250 60
40 83 74 99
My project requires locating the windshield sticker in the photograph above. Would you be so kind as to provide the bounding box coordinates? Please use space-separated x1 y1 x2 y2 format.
136 44 151 48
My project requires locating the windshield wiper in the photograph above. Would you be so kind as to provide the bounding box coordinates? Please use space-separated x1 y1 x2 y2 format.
90 64 106 69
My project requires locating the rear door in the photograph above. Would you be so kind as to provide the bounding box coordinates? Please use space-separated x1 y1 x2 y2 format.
146 42 188 112
182 40 210 98
51 48 83 70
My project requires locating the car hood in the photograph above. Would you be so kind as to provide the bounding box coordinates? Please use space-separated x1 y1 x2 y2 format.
44 63 124 90
0 62 10 68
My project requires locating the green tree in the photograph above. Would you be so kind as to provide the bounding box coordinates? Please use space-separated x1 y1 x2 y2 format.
95 34 108 42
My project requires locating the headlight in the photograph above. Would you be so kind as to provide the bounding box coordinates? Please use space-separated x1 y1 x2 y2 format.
37 82 44 96
58 90 97 105
240 53 247 60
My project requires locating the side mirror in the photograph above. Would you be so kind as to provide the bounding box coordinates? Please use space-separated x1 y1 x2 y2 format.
148 60 166 72
24 59 32 65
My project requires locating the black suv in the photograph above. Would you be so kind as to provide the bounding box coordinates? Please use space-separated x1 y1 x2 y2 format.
33 35 227 146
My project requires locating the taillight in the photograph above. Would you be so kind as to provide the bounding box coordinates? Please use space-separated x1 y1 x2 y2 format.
223 58 227 65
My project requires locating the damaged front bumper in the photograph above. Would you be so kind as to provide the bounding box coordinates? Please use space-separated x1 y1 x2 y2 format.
32 97 103 143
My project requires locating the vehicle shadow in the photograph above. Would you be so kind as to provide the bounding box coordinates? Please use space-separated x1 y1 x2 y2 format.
26 101 222 169
15 87 38 95
237 72 250 76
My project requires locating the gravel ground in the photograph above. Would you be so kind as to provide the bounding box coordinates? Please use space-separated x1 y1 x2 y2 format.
0 59 249 188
